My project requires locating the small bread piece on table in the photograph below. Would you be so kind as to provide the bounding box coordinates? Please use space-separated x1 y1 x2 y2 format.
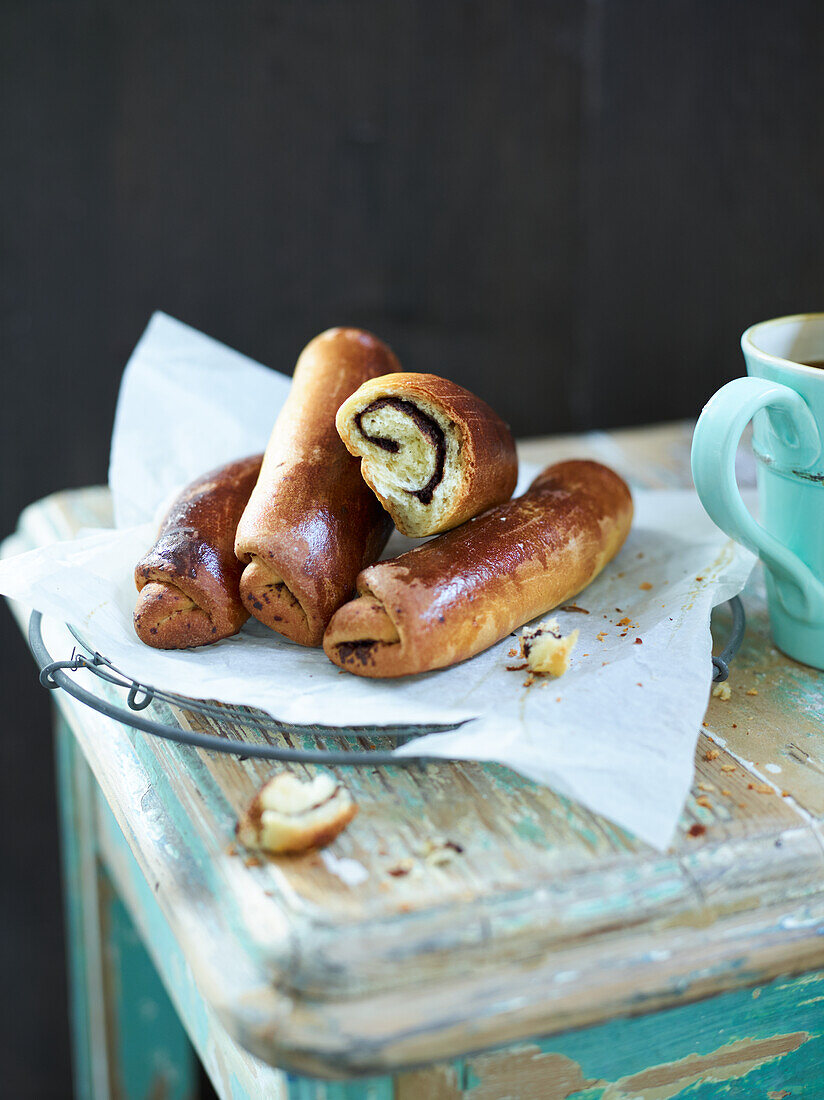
134 454 263 649
335 373 518 536
519 619 579 677
323 460 632 678
236 773 357 855
235 328 399 647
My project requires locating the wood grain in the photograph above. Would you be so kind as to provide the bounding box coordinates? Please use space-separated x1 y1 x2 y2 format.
7 423 824 1077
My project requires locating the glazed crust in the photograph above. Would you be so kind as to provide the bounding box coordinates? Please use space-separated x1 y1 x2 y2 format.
323 460 633 677
134 454 263 649
335 373 518 536
234 328 399 646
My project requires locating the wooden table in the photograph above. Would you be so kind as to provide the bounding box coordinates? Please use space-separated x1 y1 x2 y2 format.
5 421 824 1099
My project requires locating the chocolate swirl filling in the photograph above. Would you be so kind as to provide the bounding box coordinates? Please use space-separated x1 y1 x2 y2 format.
354 397 446 504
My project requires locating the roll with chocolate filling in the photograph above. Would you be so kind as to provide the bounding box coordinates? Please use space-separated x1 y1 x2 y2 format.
323 460 633 678
134 454 263 649
336 373 518 537
235 328 399 646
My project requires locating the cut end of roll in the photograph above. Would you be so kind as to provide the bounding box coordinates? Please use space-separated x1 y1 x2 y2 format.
336 383 461 536
239 556 320 646
134 581 220 649
336 373 518 537
322 594 401 676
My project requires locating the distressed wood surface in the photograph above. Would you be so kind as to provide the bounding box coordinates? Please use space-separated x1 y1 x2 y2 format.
6 420 824 1080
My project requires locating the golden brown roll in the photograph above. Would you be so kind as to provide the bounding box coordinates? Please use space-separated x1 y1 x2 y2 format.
323 460 633 678
335 373 518 536
134 454 263 649
234 328 399 646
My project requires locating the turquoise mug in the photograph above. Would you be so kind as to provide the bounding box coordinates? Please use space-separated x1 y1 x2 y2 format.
692 313 824 669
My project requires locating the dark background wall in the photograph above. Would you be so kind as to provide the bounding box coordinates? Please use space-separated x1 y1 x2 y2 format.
2 2 823 1095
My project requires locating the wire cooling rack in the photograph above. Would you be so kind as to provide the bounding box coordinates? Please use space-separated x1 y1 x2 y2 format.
29 597 745 765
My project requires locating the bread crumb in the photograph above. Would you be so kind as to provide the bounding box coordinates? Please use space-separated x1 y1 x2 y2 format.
721 788 732 796
712 682 731 701
236 772 357 855
688 823 706 837
508 648 517 657
422 839 464 866
387 858 415 877
639 582 653 590
518 619 579 678
746 688 759 696
634 637 643 645
747 782 773 794
617 617 631 627
704 748 720 761
696 796 712 808
698 782 716 792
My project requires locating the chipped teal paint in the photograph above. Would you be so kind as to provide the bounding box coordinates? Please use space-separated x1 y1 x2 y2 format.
102 876 195 1099
285 1076 394 1099
55 710 100 1099
55 712 196 1099
91 782 257 1091
512 814 546 845
497 970 824 1097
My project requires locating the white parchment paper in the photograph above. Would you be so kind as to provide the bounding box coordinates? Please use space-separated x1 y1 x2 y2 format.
0 313 755 849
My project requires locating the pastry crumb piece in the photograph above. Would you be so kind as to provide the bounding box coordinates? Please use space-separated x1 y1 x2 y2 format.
720 763 736 772
697 781 716 792
617 616 631 626
721 788 732 796
634 637 643 645
387 858 415 877
517 618 579 678
422 839 464 866
696 796 712 808
688 823 706 837
746 688 759 696
236 772 357 855
560 604 589 614
704 748 720 761
508 648 517 657
639 581 653 590
712 682 731 701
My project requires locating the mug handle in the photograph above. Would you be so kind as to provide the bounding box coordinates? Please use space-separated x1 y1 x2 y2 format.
691 376 824 622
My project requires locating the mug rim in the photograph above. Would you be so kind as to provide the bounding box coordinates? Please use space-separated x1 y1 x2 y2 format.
742 312 824 378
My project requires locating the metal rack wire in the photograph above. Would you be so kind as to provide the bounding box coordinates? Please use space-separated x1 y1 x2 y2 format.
29 596 745 765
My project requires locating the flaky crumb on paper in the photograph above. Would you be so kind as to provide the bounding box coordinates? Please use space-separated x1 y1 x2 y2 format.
517 618 579 678
712 681 731 701
236 772 357 855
